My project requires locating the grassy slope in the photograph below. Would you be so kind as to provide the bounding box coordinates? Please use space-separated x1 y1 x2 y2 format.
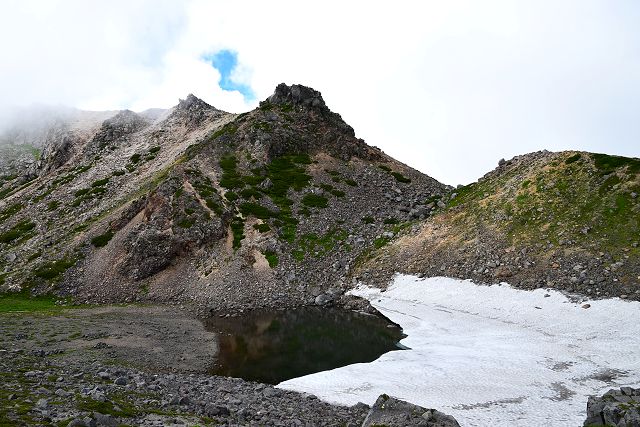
447 151 640 258
355 150 640 297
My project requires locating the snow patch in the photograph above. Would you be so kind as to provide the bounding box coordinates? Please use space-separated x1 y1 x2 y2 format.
277 275 640 426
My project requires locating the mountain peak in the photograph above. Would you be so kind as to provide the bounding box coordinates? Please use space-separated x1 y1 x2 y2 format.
264 83 327 110
177 94 214 111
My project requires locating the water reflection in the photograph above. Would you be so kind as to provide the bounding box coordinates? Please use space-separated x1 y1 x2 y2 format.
204 307 406 384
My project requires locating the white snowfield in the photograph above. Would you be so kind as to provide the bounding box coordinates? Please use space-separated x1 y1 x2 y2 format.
277 275 640 426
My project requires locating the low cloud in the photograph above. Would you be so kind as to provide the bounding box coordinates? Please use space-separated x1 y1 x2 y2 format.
1 0 639 184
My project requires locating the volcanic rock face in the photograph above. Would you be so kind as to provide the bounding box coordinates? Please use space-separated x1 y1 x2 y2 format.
0 83 446 310
267 83 327 109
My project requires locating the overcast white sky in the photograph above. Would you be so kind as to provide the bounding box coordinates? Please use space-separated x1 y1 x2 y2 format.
1 0 639 185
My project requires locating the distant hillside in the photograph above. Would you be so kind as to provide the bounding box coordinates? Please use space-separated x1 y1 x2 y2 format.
354 150 640 300
0 84 447 310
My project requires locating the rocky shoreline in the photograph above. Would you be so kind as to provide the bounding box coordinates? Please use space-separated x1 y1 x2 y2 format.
2 293 636 426
1 301 463 426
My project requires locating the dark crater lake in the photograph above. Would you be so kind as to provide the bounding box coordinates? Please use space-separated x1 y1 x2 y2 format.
204 307 406 384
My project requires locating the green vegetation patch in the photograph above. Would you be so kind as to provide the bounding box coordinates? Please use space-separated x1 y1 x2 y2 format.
0 291 61 313
176 218 196 228
225 191 239 202
565 153 581 164
391 171 411 183
253 223 271 232
91 177 110 187
374 236 390 248
302 193 328 208
91 230 115 247
231 216 245 249
263 250 279 268
294 228 348 260
34 257 77 281
210 123 238 140
0 220 35 243
220 155 244 189
240 202 276 219
592 153 640 175
362 216 375 224
0 203 23 223
76 396 138 418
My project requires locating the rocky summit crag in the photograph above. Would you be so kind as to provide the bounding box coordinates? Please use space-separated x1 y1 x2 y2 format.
0 83 446 311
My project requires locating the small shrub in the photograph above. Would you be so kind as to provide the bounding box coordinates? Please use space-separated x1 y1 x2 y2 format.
240 202 275 219
362 216 375 224
384 218 399 225
240 187 262 199
91 177 110 187
91 230 114 247
225 191 239 202
378 165 392 172
391 172 411 183
177 218 196 228
344 178 358 187
0 203 23 222
0 220 35 243
330 189 345 198
34 257 77 281
46 201 60 211
253 223 271 232
130 153 141 164
592 153 640 174
302 194 328 208
264 250 279 268
112 170 126 176
374 237 390 248
148 146 161 154
565 153 581 164
75 188 90 197
231 217 245 249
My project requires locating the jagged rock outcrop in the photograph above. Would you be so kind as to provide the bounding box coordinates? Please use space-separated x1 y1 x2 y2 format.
83 110 150 159
362 395 460 427
267 83 328 109
584 387 640 426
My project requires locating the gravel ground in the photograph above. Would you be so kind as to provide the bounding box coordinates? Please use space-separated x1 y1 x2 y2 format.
0 304 369 426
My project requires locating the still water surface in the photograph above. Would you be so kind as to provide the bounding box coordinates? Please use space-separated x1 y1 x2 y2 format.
204 307 405 384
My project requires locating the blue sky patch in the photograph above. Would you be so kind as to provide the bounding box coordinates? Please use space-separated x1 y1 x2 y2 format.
204 50 254 101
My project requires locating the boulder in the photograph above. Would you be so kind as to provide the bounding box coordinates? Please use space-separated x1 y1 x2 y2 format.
362 394 460 427
584 387 640 426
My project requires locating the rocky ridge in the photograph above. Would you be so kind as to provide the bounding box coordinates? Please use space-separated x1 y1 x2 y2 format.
0 83 447 313
354 150 640 301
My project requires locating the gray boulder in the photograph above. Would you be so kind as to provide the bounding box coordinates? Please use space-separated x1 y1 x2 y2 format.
584 387 640 426
362 394 460 427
